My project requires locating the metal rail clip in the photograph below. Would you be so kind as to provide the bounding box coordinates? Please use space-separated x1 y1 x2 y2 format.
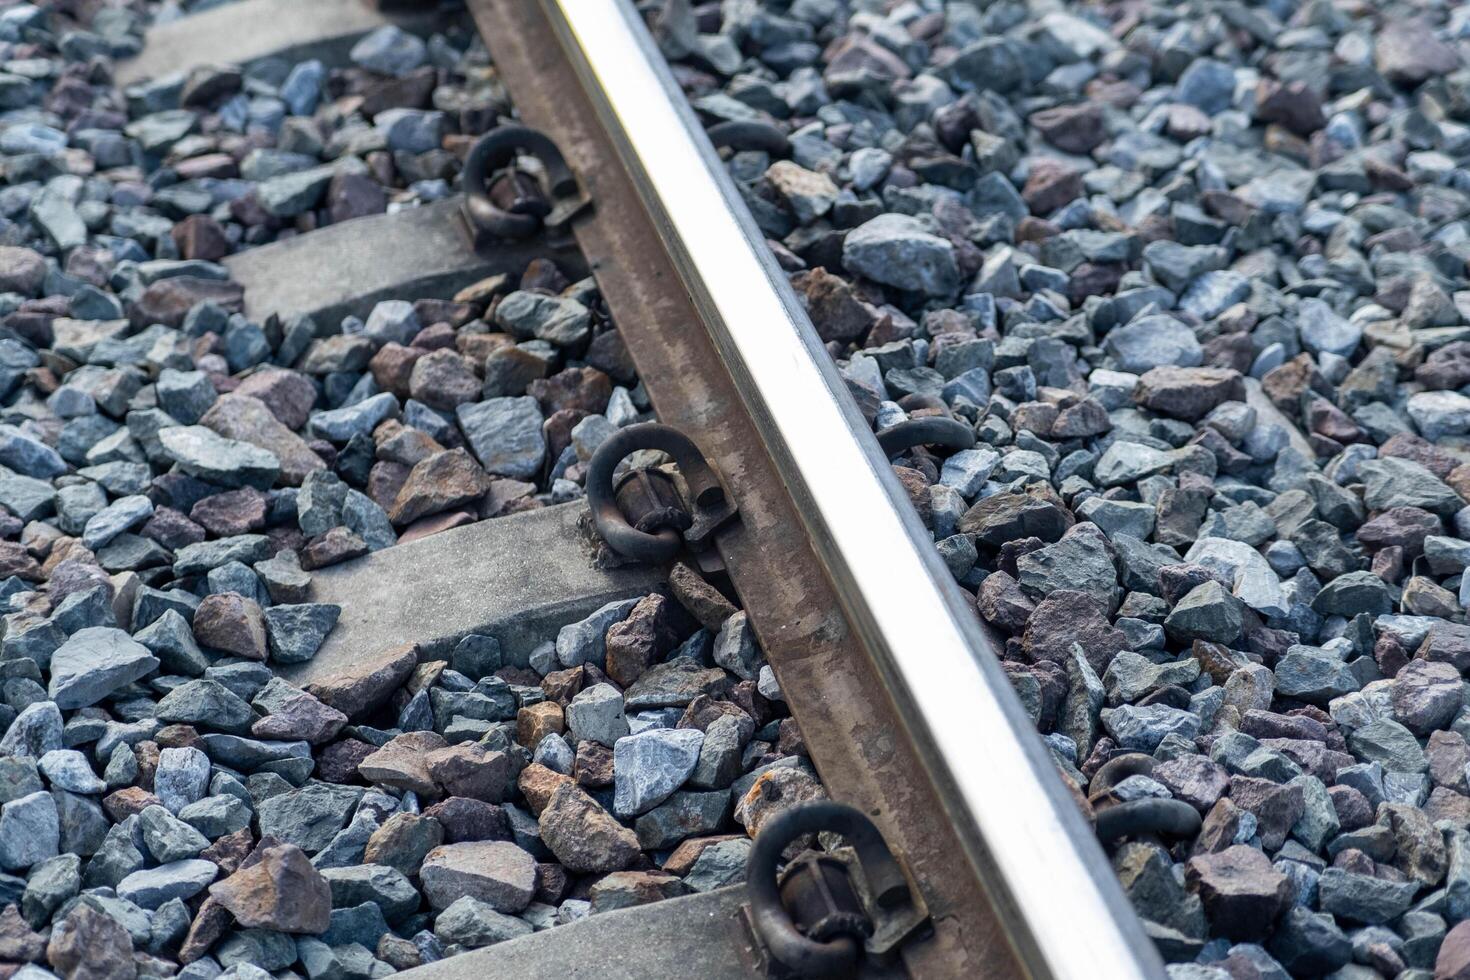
707 120 793 159
1088 753 1202 849
459 124 590 249
585 422 738 567
742 801 929 978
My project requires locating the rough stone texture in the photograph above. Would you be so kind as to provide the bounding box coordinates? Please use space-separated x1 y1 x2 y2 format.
208 843 331 933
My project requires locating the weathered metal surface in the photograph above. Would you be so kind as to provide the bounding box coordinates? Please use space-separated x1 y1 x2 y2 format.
223 198 583 327
284 502 662 686
463 2 1034 975
117 0 455 86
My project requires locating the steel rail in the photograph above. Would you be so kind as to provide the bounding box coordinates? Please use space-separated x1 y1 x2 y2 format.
465 1 1166 976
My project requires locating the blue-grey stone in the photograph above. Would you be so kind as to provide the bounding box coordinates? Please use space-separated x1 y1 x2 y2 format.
47 628 158 710
117 859 216 910
158 426 279 489
612 727 704 817
263 603 340 664
308 391 398 443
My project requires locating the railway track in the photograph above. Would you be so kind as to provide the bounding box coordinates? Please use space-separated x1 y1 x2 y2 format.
2 1 1469 978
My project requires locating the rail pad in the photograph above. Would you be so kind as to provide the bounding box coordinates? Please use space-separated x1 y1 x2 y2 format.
284 502 663 684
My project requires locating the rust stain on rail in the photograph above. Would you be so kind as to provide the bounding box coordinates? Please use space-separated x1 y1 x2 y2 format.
464 1 1028 977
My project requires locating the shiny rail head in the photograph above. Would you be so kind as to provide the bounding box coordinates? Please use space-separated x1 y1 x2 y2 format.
534 2 1165 977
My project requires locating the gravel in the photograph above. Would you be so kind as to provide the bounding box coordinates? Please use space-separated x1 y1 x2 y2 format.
12 0 1470 975
654 0 1470 975
0 2 793 977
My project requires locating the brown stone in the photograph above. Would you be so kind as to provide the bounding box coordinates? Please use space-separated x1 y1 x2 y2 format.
315 738 375 784
103 786 162 821
735 766 826 838
0 904 45 962
192 592 268 660
1021 590 1128 673
398 510 477 544
1030 103 1106 154
1021 157 1083 215
252 691 348 744
976 569 1035 633
1437 919 1470 980
364 811 444 876
171 214 231 262
0 542 41 581
233 369 317 431
605 593 680 688
374 420 443 467
1134 366 1246 422
328 172 387 224
201 394 325 486
208 843 331 933
588 870 690 914
408 349 480 411
789 266 879 343
516 701 565 749
1420 624 1470 673
1261 353 1330 415
201 827 254 876
130 277 243 329
422 797 511 843
667 562 738 632
517 762 573 814
369 343 428 400
527 366 612 415
0 247 45 295
367 460 412 511
190 487 268 537
541 666 585 706
574 740 614 789
1358 506 1442 555
663 834 746 876
1253 79 1324 136
424 743 517 802
300 526 369 570
305 642 419 720
358 730 447 794
1184 845 1291 941
538 781 641 873
389 448 490 526
177 897 231 964
419 840 537 912
47 905 135 980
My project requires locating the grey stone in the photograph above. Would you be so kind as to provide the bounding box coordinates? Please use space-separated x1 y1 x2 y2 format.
47 628 158 710
350 25 426 76
842 214 960 296
263 603 341 664
432 895 533 948
117 859 217 910
556 598 638 669
159 426 280 490
494 292 592 348
0 792 57 871
613 727 704 817
457 397 546 480
565 683 629 748
154 747 212 814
